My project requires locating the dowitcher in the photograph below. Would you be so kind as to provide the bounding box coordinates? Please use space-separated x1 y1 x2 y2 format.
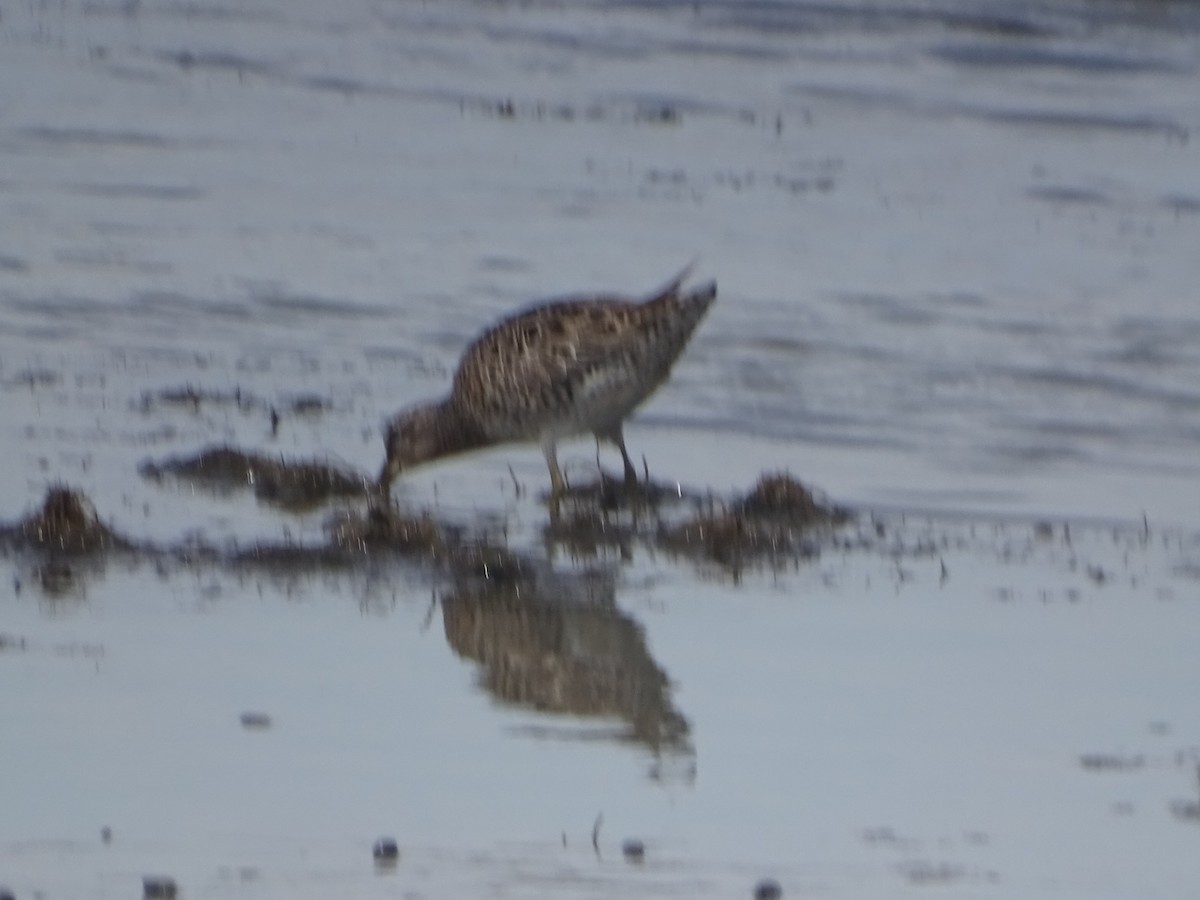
378 267 716 497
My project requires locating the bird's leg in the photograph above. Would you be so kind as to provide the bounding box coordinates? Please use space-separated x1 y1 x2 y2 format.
616 427 639 486
598 425 639 487
543 441 568 498
368 480 389 510
368 461 394 510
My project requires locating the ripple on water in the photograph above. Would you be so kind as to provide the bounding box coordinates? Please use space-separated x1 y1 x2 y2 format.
927 42 1186 75
63 182 206 201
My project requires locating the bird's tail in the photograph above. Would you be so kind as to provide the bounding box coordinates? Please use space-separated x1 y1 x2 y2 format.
645 259 698 303
674 279 717 342
645 262 717 324
638 265 717 363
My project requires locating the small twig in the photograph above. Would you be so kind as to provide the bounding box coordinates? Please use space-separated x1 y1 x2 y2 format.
592 812 604 856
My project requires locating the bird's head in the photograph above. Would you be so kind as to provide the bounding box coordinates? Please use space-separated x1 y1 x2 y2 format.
376 400 485 493
377 403 445 491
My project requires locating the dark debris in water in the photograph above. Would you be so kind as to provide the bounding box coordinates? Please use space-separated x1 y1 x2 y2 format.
1171 799 1200 822
0 633 29 653
139 384 260 413
1079 752 1145 772
476 95 684 127
622 838 646 862
899 861 969 886
141 875 178 899
239 711 272 730
6 368 61 389
140 444 370 511
372 836 400 864
139 386 331 437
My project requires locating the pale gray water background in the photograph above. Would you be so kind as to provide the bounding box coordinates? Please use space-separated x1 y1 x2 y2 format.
2 0 1200 897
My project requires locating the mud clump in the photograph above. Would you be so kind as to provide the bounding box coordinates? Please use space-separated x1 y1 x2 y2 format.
251 461 367 510
736 472 830 520
232 505 447 571
658 473 850 573
140 445 370 511
543 469 690 558
1 487 135 599
13 486 128 553
1 468 854 592
555 469 690 511
544 504 636 559
327 504 445 557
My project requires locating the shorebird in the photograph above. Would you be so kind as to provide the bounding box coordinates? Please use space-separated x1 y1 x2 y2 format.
377 266 717 498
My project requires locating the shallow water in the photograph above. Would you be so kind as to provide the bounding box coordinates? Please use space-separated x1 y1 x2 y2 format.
2 0 1200 897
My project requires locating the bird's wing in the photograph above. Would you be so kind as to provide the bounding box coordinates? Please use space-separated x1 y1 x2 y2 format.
453 298 652 434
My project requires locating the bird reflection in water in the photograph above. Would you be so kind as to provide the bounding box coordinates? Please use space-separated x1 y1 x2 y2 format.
441 548 692 774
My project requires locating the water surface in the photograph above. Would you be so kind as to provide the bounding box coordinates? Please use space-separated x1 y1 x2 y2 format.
2 0 1199 897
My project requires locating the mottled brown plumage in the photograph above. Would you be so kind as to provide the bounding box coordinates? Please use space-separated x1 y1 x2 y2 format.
378 267 717 496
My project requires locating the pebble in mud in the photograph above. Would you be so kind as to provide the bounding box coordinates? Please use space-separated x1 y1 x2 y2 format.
100 825 112 844
142 875 178 898
754 878 782 900
372 837 400 865
621 838 646 862
0 886 14 900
